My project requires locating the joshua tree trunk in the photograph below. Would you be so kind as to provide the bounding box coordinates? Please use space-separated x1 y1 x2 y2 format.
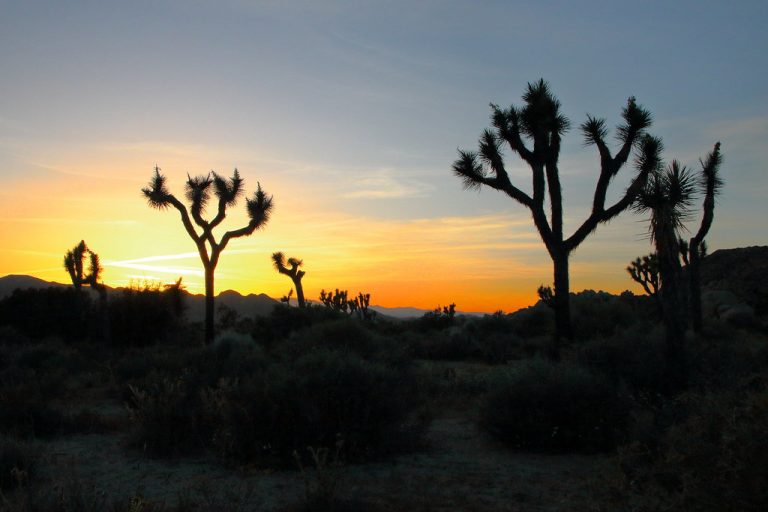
658 237 687 393
293 277 306 308
204 265 215 344
552 250 572 347
688 248 703 334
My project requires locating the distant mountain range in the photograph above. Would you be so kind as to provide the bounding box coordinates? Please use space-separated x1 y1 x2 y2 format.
0 274 441 320
2 246 765 321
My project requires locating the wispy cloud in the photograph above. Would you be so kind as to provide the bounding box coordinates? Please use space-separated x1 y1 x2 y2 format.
0 217 138 226
342 168 433 199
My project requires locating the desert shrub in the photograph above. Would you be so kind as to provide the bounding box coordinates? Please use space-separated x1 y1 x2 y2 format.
0 288 93 342
251 305 343 346
407 328 480 361
687 332 768 391
108 282 187 346
504 304 553 339
127 371 209 457
277 318 402 362
0 362 65 439
611 377 768 512
569 290 640 341
0 325 32 345
205 349 421 466
481 359 629 453
578 323 668 403
0 436 36 490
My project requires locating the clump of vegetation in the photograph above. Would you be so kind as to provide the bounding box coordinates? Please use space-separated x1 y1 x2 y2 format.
0 436 36 490
481 359 629 453
127 320 423 466
108 279 187 346
608 377 768 512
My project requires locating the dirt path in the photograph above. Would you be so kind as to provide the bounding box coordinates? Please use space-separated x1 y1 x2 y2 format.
31 402 608 511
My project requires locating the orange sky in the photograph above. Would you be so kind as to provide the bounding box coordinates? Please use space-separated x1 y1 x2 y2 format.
0 154 652 313
3 2 764 313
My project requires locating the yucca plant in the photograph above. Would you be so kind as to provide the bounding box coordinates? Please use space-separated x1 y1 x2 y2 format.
454 79 661 355
272 252 306 308
685 143 723 333
633 161 697 392
142 167 273 344
64 240 109 342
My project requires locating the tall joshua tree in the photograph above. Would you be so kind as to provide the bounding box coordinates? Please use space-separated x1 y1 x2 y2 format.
142 167 274 344
271 252 306 308
454 79 662 350
685 143 723 333
64 240 109 341
633 161 697 392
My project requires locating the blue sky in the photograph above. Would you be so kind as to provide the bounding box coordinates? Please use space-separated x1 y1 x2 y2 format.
1 0 766 310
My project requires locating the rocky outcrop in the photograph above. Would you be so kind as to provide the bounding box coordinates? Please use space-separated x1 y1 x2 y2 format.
699 246 768 316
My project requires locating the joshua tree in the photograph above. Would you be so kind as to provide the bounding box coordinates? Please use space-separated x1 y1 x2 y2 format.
351 292 375 320
684 143 723 333
142 167 273 344
64 240 109 341
633 161 697 392
320 288 350 313
272 252 306 308
627 254 660 299
454 79 661 352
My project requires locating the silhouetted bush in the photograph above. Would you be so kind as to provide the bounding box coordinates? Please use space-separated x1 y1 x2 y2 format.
127 370 209 457
108 282 187 346
205 349 421 466
127 331 422 465
408 314 531 363
277 318 404 363
612 377 768 512
504 304 553 339
0 436 36 490
481 359 629 453
251 304 343 346
578 323 667 403
0 326 32 345
569 290 639 340
0 288 93 342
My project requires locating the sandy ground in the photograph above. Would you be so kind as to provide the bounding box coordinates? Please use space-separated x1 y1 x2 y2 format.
28 398 608 511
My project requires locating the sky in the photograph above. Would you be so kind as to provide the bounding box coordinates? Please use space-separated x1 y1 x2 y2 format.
1 0 766 312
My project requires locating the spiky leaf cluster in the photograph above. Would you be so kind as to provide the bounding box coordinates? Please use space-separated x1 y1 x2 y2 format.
246 182 273 228
213 169 244 207
142 167 173 210
634 161 697 243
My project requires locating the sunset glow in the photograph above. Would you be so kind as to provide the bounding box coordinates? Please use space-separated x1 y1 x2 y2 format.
1 1 766 313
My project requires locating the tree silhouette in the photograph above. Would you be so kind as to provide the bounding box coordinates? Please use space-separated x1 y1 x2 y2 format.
627 254 660 299
271 252 306 308
142 167 273 344
684 143 723 333
633 161 697 392
454 79 661 353
64 240 109 341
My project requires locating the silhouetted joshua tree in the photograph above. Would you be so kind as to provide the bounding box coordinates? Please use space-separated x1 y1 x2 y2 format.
627 254 660 299
142 167 273 344
64 240 109 341
684 143 723 333
633 161 697 392
320 288 350 313
272 252 306 308
454 79 661 354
